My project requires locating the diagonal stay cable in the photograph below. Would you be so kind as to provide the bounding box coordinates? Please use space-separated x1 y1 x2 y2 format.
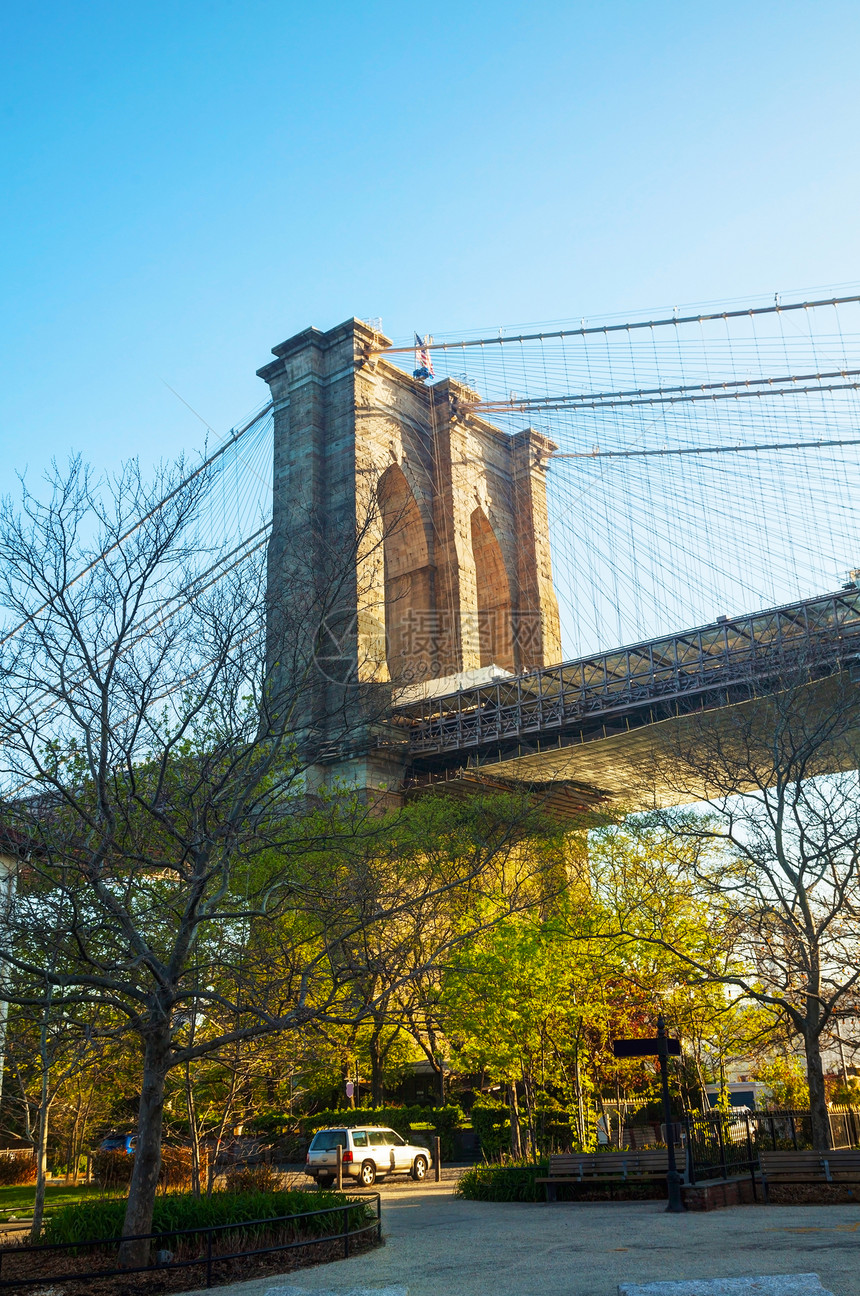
0 524 273 745
0 403 273 649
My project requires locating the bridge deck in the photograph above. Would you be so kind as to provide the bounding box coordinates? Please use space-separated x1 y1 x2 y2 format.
395 587 860 772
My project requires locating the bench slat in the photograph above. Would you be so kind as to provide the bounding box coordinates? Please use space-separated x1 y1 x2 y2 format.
759 1149 860 1198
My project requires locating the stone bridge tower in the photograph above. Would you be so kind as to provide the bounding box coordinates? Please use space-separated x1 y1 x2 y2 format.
258 318 562 796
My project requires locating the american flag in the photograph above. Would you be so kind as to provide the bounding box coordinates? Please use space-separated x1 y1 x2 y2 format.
413 333 434 379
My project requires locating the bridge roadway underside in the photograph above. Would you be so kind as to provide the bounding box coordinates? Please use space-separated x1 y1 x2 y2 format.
396 584 860 809
402 673 860 810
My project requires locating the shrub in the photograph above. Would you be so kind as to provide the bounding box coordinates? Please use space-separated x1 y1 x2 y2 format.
159 1145 199 1189
41 1189 374 1249
0 1153 36 1186
223 1163 282 1194
91 1150 132 1190
92 1145 197 1191
456 1159 549 1202
274 1131 310 1163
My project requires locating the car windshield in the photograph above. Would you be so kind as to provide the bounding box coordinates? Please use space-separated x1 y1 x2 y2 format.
310 1129 347 1151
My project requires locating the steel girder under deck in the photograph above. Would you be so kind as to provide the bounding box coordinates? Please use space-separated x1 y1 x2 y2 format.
393 587 860 799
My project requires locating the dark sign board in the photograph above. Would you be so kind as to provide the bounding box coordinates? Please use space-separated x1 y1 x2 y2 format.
613 1037 681 1059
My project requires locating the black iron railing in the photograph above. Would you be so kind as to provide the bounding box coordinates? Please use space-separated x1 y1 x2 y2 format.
685 1112 759 1190
684 1107 860 1192
0 1194 381 1291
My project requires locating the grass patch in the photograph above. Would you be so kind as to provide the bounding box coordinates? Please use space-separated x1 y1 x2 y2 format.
0 1183 122 1220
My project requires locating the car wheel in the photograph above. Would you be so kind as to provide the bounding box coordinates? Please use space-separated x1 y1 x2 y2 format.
360 1160 377 1187
412 1155 428 1181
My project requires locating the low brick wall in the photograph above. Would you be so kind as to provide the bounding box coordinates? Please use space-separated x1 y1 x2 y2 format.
682 1176 758 1210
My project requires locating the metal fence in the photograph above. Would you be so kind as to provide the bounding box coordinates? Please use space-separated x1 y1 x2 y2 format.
0 1194 382 1292
684 1108 860 1188
685 1112 759 1188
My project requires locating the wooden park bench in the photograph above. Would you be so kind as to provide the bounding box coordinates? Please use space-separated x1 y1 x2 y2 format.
758 1150 860 1202
536 1151 669 1202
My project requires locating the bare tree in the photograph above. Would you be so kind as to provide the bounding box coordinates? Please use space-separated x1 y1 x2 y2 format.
0 455 557 1260
4 994 99 1240
621 657 860 1149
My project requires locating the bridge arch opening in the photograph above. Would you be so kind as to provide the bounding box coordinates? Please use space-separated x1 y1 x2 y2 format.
470 506 514 671
377 464 435 682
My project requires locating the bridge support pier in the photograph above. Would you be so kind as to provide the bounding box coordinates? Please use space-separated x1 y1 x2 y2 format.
257 317 563 800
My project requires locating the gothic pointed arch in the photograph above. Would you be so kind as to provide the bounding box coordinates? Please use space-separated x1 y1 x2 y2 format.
470 507 514 670
377 464 435 682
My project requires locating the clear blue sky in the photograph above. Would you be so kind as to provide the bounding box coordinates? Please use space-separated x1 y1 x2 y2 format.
2 0 859 478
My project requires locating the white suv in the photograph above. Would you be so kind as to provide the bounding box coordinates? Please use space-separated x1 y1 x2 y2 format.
305 1125 430 1187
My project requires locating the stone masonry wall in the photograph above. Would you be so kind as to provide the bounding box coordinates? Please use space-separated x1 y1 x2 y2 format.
257 317 563 784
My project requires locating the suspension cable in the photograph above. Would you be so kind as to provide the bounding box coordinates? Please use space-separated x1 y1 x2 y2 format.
374 294 860 356
548 436 860 460
471 367 860 412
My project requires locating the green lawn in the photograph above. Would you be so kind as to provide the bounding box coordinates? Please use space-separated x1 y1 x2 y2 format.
0 1183 124 1220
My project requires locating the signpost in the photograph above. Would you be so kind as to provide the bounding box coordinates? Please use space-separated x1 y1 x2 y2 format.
612 1015 685 1213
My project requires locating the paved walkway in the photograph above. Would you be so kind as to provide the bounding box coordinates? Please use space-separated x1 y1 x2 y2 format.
178 1185 860 1296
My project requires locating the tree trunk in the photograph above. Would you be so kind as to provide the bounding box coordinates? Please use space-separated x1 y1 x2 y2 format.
29 1088 51 1244
521 1064 536 1161
369 1029 384 1106
574 1049 586 1149
208 1067 240 1196
185 1061 201 1197
119 1027 170 1266
75 1086 95 1186
508 1082 522 1158
804 1030 832 1151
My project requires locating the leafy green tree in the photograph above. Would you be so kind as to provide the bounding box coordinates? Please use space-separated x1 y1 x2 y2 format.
752 1055 810 1109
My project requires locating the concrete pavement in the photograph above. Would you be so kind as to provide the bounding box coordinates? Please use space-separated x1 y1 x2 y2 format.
178 1185 860 1296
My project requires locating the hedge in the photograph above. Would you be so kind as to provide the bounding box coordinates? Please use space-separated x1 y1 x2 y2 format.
41 1189 373 1248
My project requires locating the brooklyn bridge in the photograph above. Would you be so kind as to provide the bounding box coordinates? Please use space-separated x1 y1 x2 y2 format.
254 296 860 809
17 292 860 810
